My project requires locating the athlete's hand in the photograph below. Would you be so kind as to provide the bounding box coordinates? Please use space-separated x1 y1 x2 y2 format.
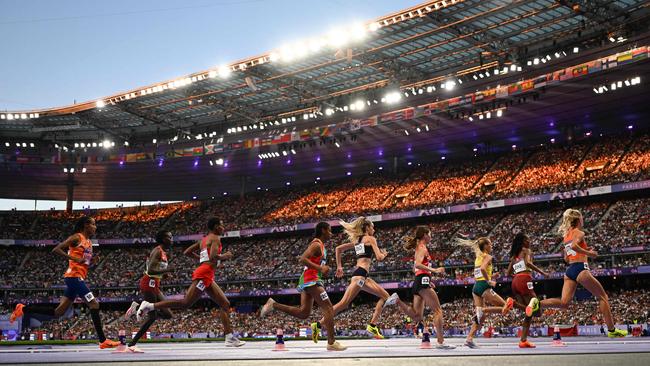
220 251 233 260
540 271 549 277
588 250 598 258
321 265 331 277
433 267 445 274
488 280 497 287
335 267 344 278
73 257 85 264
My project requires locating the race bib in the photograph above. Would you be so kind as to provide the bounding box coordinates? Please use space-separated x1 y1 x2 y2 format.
513 260 527 274
357 278 366 287
583 262 590 270
196 280 206 291
199 249 209 263
320 291 329 301
526 282 534 290
564 244 577 256
149 279 156 288
354 243 365 256
421 276 430 285
84 292 95 302
473 268 483 278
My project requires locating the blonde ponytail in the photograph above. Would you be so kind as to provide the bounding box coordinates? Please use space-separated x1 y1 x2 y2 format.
339 217 372 243
558 208 582 237
455 237 490 258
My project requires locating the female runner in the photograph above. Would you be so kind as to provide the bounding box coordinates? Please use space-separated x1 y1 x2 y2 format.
10 216 119 349
404 226 455 349
260 222 346 351
124 230 175 352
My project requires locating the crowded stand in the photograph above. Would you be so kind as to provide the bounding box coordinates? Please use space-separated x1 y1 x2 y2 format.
1 133 649 239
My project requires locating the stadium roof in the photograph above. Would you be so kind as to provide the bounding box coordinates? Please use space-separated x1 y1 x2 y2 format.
1 0 650 202
1 0 649 145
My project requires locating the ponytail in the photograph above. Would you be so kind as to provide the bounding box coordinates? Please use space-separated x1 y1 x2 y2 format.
339 217 372 243
403 226 430 251
455 236 490 258
558 209 582 237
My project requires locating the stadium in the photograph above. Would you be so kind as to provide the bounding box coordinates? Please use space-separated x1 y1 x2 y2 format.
1 0 649 365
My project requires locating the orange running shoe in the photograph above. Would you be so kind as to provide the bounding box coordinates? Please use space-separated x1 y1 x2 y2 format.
501 297 514 315
519 340 536 348
99 339 120 349
9 303 25 324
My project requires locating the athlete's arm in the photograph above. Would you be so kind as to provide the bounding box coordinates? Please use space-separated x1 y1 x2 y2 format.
570 231 597 258
146 247 172 275
52 234 84 263
300 241 324 272
183 241 200 258
506 257 515 277
413 245 434 273
210 237 232 261
367 237 387 261
335 242 354 270
524 250 548 276
480 254 492 280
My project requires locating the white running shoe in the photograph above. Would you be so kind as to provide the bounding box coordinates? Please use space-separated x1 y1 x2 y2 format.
383 293 399 307
125 301 139 319
136 301 152 322
435 342 456 349
260 298 275 318
126 345 144 353
225 335 246 347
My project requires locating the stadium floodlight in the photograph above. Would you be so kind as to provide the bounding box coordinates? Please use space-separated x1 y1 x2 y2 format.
573 46 579 53
215 158 224 165
124 141 129 146
533 58 539 65
496 110 503 117
70 168 75 173
369 22 380 32
80 142 86 148
208 70 217 78
354 100 365 111
384 91 402 104
218 65 231 78
404 129 409 136
334 141 340 148
29 143 35 147
152 138 157 144
63 168 68 173
96 100 105 108
82 167 87 173
350 23 367 41
4 142 9 147
468 116 474 121
327 28 350 48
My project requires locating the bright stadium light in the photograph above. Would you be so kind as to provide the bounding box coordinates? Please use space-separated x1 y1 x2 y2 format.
96 100 106 108
218 65 231 78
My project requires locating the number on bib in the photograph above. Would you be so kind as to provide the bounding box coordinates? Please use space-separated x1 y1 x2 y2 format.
513 260 527 274
149 279 156 288
320 291 329 301
199 249 209 263
564 244 577 256
357 279 366 287
421 276 430 285
526 282 534 290
583 262 590 270
473 268 483 278
354 243 365 256
196 280 206 291
84 292 95 302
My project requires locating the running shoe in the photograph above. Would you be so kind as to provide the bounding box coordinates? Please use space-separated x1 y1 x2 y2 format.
310 322 321 343
225 335 246 347
136 301 152 322
383 293 399 308
326 341 347 351
519 340 536 348
464 340 479 349
126 345 144 353
9 303 25 324
501 297 514 315
99 339 120 349
525 297 539 318
260 298 275 318
366 324 384 339
607 328 628 338
125 301 139 319
435 342 456 349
